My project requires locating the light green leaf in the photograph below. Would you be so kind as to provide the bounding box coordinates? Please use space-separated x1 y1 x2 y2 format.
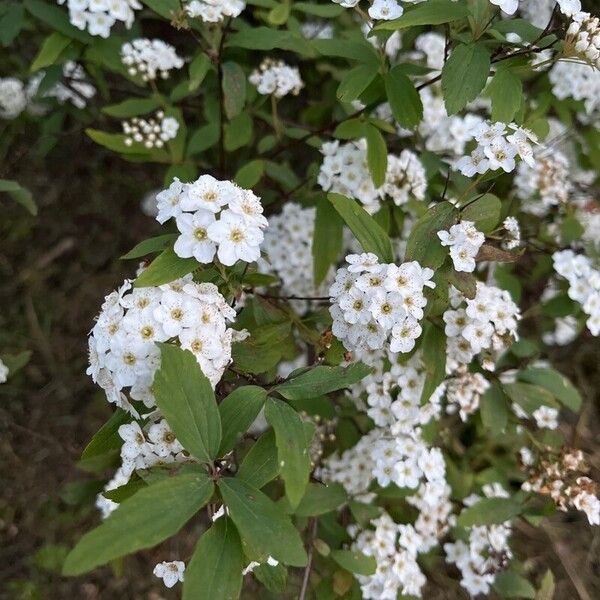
535 570 555 600
237 430 280 489
442 43 490 115
331 550 376 576
374 0 470 30
134 247 198 287
30 32 71 72
419 323 446 403
268 1 290 25
153 345 222 463
265 397 312 508
121 234 178 260
222 62 246 120
337 63 378 103
102 98 161 118
518 368 582 412
63 472 213 575
218 477 307 566
385 67 423 129
183 517 244 600
488 69 522 123
235 159 265 188
457 497 521 527
274 363 372 400
313 199 344 286
460 193 501 232
0 179 37 215
218 386 267 455
329 193 394 262
494 571 536 599
365 123 387 188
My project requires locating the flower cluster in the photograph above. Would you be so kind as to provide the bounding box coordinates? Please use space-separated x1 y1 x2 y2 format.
156 175 268 266
522 447 600 525
248 59 304 98
455 121 537 176
445 371 490 422
329 253 435 354
184 0 245 22
122 111 179 149
553 250 600 335
491 0 580 16
438 220 485 273
502 216 521 249
50 61 96 109
443 282 521 373
0 78 27 119
87 276 237 415
445 484 513 597
564 11 600 68
318 141 427 214
121 39 184 81
57 0 141 38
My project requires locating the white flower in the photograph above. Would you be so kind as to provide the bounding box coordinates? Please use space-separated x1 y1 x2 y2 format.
0 78 27 119
174 210 217 263
0 358 9 383
156 177 185 224
532 405 559 429
249 58 304 98
368 0 403 21
153 560 185 588
207 210 264 266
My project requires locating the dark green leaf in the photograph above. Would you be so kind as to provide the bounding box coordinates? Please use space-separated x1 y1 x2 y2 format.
365 123 387 188
30 32 71 72
460 193 501 233
134 248 198 287
313 200 344 286
294 483 347 516
189 52 211 91
457 497 521 527
222 62 246 120
488 69 522 123
330 550 376 576
480 382 508 436
187 123 220 156
0 179 37 215
121 234 177 259
374 0 470 30
385 67 423 129
237 430 280 489
494 571 536 599
337 64 379 103
235 159 265 188
0 3 25 46
25 0 92 43
518 368 581 412
102 98 161 118
80 410 131 461
503 382 558 415
153 345 222 463
419 323 446 403
141 0 179 19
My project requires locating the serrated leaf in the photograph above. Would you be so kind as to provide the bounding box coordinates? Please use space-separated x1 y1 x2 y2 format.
63 472 213 575
218 386 267 455
313 200 344 286
337 63 378 103
265 398 311 508
134 248 198 287
153 345 222 463
218 477 307 566
385 67 423 129
329 193 394 262
457 497 521 527
183 517 244 600
442 43 490 115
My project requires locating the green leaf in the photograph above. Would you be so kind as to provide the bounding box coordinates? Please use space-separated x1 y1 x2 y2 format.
274 363 372 400
535 570 555 600
480 382 508 436
0 3 25 47
457 497 521 527
265 397 312 509
25 0 92 43
30 32 71 72
448 270 477 299
330 550 376 576
237 430 280 489
404 201 457 267
337 64 379 103
183 517 244 600
460 193 501 232
80 410 131 462
222 62 246 120
0 179 37 215
442 43 490 115
134 248 198 287
518 368 582 412
333 118 365 140
102 98 161 118
227 27 311 54
313 200 344 286
86 128 162 157
63 472 213 575
218 386 267 455
153 345 222 463
268 1 290 25
312 39 379 62
187 122 220 156
141 0 179 19
374 0 470 30
218 478 307 566
189 52 211 91
232 322 291 374
488 69 522 123
293 2 344 17
329 193 394 262
0 350 32 377
121 234 178 260
254 563 288 593
224 112 253 151
294 483 347 517
365 123 387 188
494 571 536 599
503 382 559 415
235 159 265 188
385 67 423 129
419 323 446 403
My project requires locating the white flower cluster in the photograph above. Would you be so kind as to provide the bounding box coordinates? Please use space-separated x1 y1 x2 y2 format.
122 111 179 148
0 358 9 383
549 60 600 116
543 315 579 346
301 21 334 40
443 282 521 373
445 371 490 422
438 220 485 273
0 78 27 119
553 250 600 335
318 140 427 214
329 253 435 354
456 121 538 176
445 484 513 597
492 0 580 16
503 216 521 249
249 59 304 98
87 276 237 415
185 0 245 22
368 0 403 21
259 203 333 305
121 39 184 81
157 175 268 266
514 150 571 216
564 11 600 68
57 0 141 38
153 560 185 588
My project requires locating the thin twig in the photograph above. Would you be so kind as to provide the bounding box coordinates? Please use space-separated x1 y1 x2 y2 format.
298 518 318 600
